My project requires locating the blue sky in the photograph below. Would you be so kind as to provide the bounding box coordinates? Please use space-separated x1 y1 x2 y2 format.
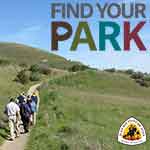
0 0 150 72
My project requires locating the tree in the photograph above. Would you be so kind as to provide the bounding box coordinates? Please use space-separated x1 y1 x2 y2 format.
30 64 40 72
30 72 41 81
16 70 29 84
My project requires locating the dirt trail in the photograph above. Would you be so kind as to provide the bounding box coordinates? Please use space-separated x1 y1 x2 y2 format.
0 83 41 150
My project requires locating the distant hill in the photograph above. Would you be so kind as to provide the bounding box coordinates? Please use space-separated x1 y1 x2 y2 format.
48 70 150 99
0 42 80 69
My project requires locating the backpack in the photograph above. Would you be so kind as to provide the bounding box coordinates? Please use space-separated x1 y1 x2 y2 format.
30 101 36 113
20 103 31 118
31 95 38 104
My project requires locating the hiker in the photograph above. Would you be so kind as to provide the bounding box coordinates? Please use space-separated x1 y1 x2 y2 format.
31 92 38 105
17 92 26 104
30 98 37 126
4 98 20 141
19 96 32 133
31 92 38 125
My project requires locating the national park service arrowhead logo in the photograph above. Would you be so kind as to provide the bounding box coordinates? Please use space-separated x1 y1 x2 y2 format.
118 117 146 145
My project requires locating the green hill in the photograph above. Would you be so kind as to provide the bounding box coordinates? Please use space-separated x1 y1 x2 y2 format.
0 43 78 144
0 43 150 149
26 70 150 150
0 42 79 69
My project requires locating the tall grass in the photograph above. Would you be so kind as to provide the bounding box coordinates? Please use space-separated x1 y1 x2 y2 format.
0 65 37 144
26 70 150 150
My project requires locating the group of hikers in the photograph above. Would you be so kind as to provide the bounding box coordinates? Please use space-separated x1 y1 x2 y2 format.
4 92 38 141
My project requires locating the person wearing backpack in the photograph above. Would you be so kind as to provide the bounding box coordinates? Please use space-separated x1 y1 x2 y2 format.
20 97 32 133
31 92 38 107
17 92 26 104
31 92 38 125
30 99 37 126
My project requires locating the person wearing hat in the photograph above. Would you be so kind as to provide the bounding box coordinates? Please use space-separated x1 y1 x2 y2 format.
31 92 38 125
17 92 26 104
19 96 32 133
4 98 20 140
31 92 38 105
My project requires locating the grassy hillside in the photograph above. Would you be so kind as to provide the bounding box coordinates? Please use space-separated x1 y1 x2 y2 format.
1 43 150 149
0 43 77 144
0 42 80 69
26 70 150 150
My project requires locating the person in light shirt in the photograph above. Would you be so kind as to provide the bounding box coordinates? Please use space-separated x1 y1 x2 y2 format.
4 98 20 141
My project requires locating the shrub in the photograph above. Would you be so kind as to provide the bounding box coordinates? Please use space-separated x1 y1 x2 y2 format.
19 63 28 68
60 143 69 150
30 64 40 72
69 64 89 72
104 68 116 73
131 72 144 80
143 75 150 81
0 59 10 65
125 69 134 75
30 72 41 81
16 70 29 84
135 79 149 87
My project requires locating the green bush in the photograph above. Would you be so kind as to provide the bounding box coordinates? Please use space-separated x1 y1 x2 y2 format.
30 72 41 81
69 64 89 72
60 143 69 150
131 72 144 80
135 79 149 87
30 64 40 72
143 75 150 81
19 63 28 68
104 68 116 73
30 64 52 75
125 69 134 75
16 70 29 84
0 59 10 66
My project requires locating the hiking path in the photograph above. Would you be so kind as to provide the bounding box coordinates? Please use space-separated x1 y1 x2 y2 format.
0 83 41 150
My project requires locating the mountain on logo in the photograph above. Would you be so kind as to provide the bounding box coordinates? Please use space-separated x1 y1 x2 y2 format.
123 124 142 141
118 117 146 145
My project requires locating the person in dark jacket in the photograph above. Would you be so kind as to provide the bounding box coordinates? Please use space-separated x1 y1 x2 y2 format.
17 92 26 104
19 97 32 133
